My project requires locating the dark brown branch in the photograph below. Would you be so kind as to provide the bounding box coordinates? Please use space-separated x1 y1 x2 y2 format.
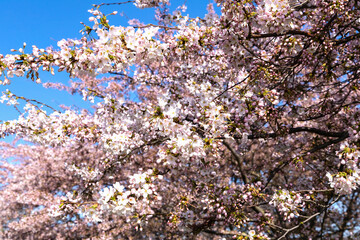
289 127 348 138
308 131 349 153
222 140 265 215
335 32 360 45
222 140 249 184
250 30 312 39
203 229 247 237
217 127 348 140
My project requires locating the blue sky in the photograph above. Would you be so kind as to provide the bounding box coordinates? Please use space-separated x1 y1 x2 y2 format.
0 0 214 123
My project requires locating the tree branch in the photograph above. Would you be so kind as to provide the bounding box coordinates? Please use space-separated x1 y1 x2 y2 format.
222 139 265 215
278 196 341 239
222 140 249 184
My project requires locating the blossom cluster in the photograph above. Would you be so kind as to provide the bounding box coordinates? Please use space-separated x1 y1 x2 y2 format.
134 0 169 9
270 190 304 220
84 169 162 222
0 15 166 85
326 172 360 195
326 142 360 195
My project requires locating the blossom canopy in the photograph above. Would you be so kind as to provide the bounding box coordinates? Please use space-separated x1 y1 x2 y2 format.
1 0 360 239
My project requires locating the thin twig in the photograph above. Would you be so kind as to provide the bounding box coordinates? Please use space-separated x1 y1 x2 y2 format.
93 1 134 8
212 74 250 101
278 196 340 239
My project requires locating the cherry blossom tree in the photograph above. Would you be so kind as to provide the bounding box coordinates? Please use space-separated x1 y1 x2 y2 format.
1 0 360 239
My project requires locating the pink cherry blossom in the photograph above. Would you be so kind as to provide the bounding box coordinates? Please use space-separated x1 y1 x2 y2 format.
0 0 360 239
